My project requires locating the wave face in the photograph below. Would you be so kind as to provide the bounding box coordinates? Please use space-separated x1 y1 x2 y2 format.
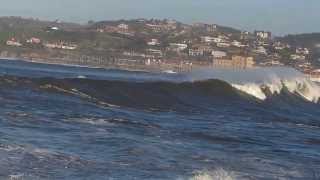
0 60 320 180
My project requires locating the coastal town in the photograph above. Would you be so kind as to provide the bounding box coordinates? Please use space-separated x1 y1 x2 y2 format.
0 16 320 81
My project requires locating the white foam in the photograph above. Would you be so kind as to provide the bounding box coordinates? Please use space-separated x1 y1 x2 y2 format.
163 70 177 74
232 83 267 100
186 67 320 103
189 169 235 180
231 77 320 103
8 174 24 180
66 117 115 126
77 75 87 79
0 144 23 152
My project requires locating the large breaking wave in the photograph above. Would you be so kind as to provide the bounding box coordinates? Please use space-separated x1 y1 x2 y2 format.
0 61 319 112
0 70 319 112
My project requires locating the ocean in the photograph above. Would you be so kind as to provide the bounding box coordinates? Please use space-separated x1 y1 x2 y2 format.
0 59 319 180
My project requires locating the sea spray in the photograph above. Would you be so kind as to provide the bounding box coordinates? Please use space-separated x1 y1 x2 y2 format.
186 67 320 103
189 169 235 180
231 77 320 103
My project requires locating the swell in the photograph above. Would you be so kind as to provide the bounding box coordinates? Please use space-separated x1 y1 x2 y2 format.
0 75 318 112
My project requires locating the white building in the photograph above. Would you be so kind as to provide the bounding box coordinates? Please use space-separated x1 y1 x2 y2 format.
26 37 41 44
206 24 217 32
218 35 229 40
147 49 163 57
231 40 246 48
201 36 223 43
253 46 267 55
290 54 306 61
296 48 310 55
48 26 59 31
118 23 129 30
61 44 77 50
212 50 227 58
216 42 231 48
169 43 188 51
44 42 77 50
6 39 22 47
189 49 204 56
147 39 160 46
254 31 271 39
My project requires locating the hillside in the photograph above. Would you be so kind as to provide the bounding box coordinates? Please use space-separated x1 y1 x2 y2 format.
278 33 320 49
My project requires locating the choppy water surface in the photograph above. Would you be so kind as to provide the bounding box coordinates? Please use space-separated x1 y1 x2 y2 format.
0 59 319 180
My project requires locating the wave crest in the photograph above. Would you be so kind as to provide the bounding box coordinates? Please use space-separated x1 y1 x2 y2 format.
189 169 235 180
232 77 320 103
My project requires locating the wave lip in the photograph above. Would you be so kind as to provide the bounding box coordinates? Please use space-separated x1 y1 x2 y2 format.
189 169 235 180
230 76 320 103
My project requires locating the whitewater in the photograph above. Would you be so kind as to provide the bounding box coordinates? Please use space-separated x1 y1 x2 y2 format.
0 59 319 180
185 67 320 103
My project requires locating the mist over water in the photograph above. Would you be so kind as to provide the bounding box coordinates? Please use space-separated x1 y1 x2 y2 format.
185 67 302 83
0 59 319 179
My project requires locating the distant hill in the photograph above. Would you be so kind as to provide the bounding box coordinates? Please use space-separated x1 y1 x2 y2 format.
0 16 82 32
278 33 320 48
278 33 320 61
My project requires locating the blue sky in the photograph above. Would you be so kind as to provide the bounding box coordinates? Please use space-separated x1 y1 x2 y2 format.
0 0 319 35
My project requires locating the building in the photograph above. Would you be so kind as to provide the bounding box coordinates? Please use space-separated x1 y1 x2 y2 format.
273 42 286 50
44 42 77 50
214 58 233 68
6 38 22 47
201 36 214 43
260 60 284 66
241 31 250 40
44 43 60 49
213 55 255 69
253 46 268 55
61 44 77 50
46 26 60 32
212 50 227 58
308 69 320 82
290 54 306 61
165 19 177 30
216 42 231 48
169 43 188 52
147 49 163 58
146 21 176 32
232 55 255 68
146 24 162 32
116 23 135 36
296 48 310 55
206 24 217 32
50 27 59 31
147 39 160 46
118 23 129 30
189 49 204 56
123 51 146 58
231 40 245 48
101 25 118 33
191 45 215 55
201 36 223 43
26 37 41 44
254 31 271 40
218 35 230 41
